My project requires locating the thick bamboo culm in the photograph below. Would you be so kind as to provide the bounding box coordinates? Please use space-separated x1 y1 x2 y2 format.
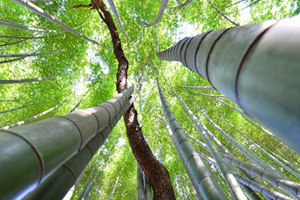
157 16 300 154
0 84 136 199
23 94 138 200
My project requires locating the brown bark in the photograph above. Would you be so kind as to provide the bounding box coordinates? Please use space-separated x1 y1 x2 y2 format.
97 1 176 199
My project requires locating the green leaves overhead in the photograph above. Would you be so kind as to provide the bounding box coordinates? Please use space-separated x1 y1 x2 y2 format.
1 0 300 199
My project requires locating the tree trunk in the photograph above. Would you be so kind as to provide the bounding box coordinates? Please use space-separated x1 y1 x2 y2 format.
157 16 300 154
96 1 175 199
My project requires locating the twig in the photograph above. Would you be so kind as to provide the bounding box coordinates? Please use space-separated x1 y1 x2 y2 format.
207 0 239 26
91 0 106 22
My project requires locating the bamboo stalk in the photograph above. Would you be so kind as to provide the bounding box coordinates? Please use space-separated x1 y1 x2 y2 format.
0 84 137 199
157 16 300 154
155 66 228 200
166 78 247 200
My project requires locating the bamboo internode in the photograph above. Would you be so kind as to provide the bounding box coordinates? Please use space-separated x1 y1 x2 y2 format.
23 94 138 200
157 16 300 153
0 85 136 199
155 70 228 200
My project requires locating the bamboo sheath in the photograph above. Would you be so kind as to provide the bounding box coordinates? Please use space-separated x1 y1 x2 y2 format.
0 84 136 199
23 93 138 200
157 16 300 153
156 73 228 200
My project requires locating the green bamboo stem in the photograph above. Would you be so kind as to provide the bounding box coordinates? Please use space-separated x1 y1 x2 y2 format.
197 90 225 97
0 84 137 199
155 67 228 200
0 49 61 58
0 34 60 39
180 85 217 91
137 163 146 200
184 98 279 199
145 176 153 200
0 95 55 115
77 141 107 199
69 89 90 113
0 94 71 130
0 66 67 85
0 19 61 33
12 0 110 48
83 90 141 199
0 49 40 64
222 153 300 197
166 80 247 200
198 152 288 200
232 172 293 200
158 94 203 199
142 0 169 26
157 16 300 154
0 38 29 47
207 0 239 26
23 93 137 200
109 168 123 200
194 100 290 195
107 0 131 42
226 117 300 180
178 177 188 199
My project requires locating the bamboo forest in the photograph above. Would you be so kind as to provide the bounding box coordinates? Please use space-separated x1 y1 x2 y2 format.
1 0 300 199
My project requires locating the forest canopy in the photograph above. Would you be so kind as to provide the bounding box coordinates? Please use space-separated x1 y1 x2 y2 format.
1 0 300 199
